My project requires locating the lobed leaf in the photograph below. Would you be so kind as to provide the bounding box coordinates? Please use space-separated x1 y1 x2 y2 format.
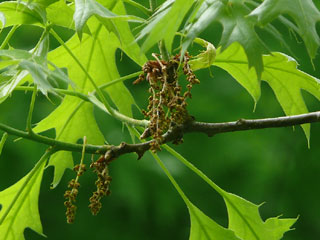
0 158 46 240
214 42 320 142
164 145 297 240
34 0 146 186
249 0 320 59
223 192 297 240
73 0 143 40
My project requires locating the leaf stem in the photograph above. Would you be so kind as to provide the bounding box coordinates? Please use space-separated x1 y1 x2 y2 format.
0 123 109 154
49 29 116 119
163 145 224 195
123 0 152 16
0 148 56 225
0 25 19 50
26 85 37 134
0 132 8 155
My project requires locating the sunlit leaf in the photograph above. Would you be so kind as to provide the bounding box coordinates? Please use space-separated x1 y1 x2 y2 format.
0 1 45 27
214 42 320 142
0 158 46 240
189 38 216 71
223 192 297 240
34 6 144 186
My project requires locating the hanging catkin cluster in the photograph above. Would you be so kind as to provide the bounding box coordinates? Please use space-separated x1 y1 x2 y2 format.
89 154 112 215
134 53 200 152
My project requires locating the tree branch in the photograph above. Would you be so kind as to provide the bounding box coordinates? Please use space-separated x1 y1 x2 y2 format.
0 111 319 160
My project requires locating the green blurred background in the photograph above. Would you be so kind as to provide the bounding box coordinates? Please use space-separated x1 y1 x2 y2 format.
0 1 320 239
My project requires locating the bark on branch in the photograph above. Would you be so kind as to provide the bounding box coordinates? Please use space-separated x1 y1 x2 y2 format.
0 111 319 160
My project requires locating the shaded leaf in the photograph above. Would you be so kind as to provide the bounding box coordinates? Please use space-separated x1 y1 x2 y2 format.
249 0 320 59
0 48 72 97
0 159 46 240
183 0 268 78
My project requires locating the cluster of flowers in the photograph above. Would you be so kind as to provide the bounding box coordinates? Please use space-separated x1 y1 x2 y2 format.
64 164 86 223
89 154 112 215
134 52 199 152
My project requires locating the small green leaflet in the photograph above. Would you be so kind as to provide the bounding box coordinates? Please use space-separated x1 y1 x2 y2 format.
73 0 143 39
0 156 47 240
214 42 320 142
249 0 320 59
164 145 297 240
0 1 45 27
189 38 216 71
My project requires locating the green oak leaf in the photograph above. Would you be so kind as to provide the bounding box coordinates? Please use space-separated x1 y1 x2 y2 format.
164 146 297 240
183 0 268 78
214 43 260 103
0 1 45 27
138 0 194 53
46 0 76 29
188 201 241 240
34 3 145 186
249 0 320 59
0 158 46 240
214 42 320 142
73 0 143 39
223 192 297 240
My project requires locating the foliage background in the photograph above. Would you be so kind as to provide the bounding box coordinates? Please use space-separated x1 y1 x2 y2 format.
0 1 319 239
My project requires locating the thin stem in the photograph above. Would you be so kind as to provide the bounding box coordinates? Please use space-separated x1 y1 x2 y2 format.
0 132 8 155
0 148 56 225
0 123 109 154
123 0 152 16
98 71 143 90
163 144 224 195
158 40 170 61
26 85 37 134
0 25 19 49
49 29 115 119
151 152 190 205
